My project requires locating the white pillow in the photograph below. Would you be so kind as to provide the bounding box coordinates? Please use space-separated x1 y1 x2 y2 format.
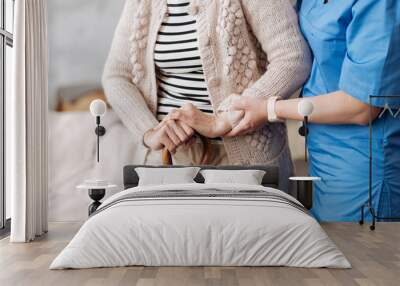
135 167 200 186
200 169 266 185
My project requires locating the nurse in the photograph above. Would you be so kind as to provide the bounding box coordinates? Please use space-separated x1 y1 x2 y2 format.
226 0 400 221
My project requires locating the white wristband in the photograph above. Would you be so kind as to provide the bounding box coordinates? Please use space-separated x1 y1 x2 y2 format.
267 96 283 122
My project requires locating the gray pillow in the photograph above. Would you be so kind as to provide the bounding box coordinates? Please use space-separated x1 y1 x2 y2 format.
135 167 201 186
200 169 266 185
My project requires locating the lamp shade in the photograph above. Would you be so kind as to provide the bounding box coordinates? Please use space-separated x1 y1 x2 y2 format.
90 99 107 117
298 99 314 117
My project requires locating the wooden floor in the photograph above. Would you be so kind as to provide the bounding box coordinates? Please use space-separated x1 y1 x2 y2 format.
0 222 399 286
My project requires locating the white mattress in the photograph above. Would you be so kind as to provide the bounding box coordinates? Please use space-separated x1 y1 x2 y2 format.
50 183 350 269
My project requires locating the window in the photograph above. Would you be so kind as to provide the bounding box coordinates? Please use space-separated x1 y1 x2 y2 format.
0 0 14 234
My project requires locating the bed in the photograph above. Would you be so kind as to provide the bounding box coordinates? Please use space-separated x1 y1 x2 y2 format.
50 166 350 269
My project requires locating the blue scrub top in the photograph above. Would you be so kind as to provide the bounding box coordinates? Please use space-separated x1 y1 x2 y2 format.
298 0 400 221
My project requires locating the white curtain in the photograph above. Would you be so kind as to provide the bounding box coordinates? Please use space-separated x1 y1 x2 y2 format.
8 0 49 242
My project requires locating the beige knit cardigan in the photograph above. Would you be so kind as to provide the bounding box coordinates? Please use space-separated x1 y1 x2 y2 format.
102 0 311 165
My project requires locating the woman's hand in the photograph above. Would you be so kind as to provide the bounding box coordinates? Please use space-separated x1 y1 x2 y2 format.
144 120 194 153
225 96 268 137
166 103 244 138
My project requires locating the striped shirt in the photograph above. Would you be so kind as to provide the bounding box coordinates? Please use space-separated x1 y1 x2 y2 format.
155 0 213 122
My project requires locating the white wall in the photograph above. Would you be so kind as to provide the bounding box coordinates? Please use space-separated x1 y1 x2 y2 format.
48 0 125 108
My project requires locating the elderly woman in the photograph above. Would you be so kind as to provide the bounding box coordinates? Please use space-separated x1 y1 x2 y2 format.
102 0 311 192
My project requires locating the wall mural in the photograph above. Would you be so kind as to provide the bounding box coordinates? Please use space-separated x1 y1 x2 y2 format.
48 0 400 228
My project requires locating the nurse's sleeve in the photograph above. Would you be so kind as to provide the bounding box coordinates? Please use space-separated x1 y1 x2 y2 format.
338 0 400 108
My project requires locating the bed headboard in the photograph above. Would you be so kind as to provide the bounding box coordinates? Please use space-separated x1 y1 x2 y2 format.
123 165 280 189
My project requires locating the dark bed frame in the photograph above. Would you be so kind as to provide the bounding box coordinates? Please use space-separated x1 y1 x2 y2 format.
123 165 280 190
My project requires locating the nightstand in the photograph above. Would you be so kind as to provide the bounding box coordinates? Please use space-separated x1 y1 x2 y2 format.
77 180 117 216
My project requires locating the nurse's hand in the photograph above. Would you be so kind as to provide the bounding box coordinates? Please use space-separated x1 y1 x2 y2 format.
225 96 269 137
144 120 194 153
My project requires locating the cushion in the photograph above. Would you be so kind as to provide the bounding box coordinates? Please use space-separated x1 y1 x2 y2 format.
135 167 201 186
200 169 266 185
